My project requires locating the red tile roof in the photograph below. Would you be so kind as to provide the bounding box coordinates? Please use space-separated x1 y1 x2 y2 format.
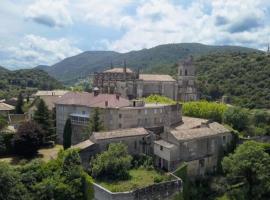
55 92 130 108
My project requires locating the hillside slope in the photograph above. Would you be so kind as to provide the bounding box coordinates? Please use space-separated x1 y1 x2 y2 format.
41 43 259 84
151 51 270 108
0 67 63 99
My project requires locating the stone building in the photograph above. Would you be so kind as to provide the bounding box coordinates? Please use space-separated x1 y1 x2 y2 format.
28 90 68 119
0 102 14 117
154 117 232 175
177 57 198 101
92 57 198 101
55 91 182 144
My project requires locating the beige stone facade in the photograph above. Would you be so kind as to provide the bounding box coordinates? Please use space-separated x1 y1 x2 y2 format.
55 92 182 144
154 117 232 175
92 57 198 101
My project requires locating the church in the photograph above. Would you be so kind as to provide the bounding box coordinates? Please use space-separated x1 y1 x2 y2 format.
93 57 198 101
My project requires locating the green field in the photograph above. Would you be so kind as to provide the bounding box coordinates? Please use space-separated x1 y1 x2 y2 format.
96 168 173 192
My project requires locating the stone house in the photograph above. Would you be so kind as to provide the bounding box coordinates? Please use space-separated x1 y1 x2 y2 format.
154 117 232 176
74 127 153 167
28 90 68 119
55 91 182 144
0 102 14 117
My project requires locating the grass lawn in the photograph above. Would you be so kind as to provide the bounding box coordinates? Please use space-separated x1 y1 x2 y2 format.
0 144 62 165
96 168 173 192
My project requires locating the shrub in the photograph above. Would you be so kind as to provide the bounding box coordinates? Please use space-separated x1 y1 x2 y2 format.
223 107 249 131
90 143 132 180
144 95 176 105
183 101 228 123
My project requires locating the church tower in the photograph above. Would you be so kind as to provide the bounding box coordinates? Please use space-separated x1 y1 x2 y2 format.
177 56 198 101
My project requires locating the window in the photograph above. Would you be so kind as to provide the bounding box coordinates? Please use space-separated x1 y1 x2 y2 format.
154 109 157 114
160 146 163 151
119 114 122 118
222 136 226 145
160 109 163 113
138 119 141 125
138 110 141 114
185 69 188 76
180 69 182 76
144 110 147 115
119 123 122 128
82 111 86 115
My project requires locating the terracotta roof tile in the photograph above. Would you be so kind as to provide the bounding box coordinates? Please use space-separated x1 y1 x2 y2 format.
0 103 14 111
55 92 130 108
92 127 149 140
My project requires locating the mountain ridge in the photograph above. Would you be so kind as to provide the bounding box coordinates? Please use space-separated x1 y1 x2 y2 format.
38 43 260 84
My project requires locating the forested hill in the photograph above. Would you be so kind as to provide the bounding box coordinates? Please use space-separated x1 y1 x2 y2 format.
152 52 268 109
0 67 63 99
195 52 270 109
40 43 259 84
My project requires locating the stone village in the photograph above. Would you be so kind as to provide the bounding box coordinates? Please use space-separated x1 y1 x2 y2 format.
1 57 232 199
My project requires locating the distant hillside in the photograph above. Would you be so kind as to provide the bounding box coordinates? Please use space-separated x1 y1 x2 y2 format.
139 51 270 109
0 66 64 99
41 43 259 84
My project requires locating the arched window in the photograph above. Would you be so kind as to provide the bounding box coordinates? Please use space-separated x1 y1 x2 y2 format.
185 69 188 76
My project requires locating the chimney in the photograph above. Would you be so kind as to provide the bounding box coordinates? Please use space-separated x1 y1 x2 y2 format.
105 101 108 107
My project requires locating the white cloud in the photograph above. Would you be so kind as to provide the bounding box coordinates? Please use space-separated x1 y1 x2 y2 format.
0 34 82 69
73 0 133 27
25 0 72 27
103 0 270 52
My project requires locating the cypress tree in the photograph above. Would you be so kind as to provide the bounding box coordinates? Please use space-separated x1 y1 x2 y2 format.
15 93 24 114
88 108 104 134
63 118 72 150
33 99 55 141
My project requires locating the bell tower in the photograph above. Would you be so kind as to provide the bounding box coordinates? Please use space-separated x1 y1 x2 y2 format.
177 56 198 101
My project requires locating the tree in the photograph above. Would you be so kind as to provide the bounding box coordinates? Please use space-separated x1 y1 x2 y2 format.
13 121 44 156
223 107 249 131
15 93 24 114
0 115 7 130
90 143 132 180
63 119 72 150
33 99 55 141
0 162 29 200
222 141 270 200
88 108 104 133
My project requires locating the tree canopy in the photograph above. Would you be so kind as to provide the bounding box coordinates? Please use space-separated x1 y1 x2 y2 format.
90 143 132 180
222 141 270 200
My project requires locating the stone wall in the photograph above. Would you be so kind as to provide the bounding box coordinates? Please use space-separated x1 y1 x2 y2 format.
93 175 182 200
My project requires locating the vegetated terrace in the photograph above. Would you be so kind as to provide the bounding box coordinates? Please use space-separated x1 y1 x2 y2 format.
96 167 173 192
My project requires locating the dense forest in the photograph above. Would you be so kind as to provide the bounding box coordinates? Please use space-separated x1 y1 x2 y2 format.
150 52 270 109
0 66 63 99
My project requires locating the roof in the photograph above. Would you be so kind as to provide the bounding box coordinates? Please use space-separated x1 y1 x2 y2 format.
104 68 133 73
175 117 208 130
139 74 176 82
73 140 94 150
154 139 176 149
0 103 15 111
34 90 68 96
92 127 149 141
170 119 230 141
55 92 130 108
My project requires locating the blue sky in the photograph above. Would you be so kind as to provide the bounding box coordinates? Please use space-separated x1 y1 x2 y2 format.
0 0 270 69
